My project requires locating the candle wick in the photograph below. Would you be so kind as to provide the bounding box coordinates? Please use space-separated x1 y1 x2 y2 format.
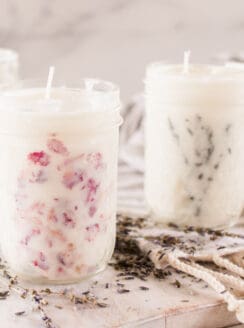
183 50 191 74
45 66 55 99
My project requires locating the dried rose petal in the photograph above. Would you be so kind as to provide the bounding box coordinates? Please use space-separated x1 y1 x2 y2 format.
60 154 84 169
21 228 41 246
86 178 99 203
47 138 69 155
48 229 66 242
33 251 49 271
47 208 58 223
46 238 53 248
28 151 50 166
29 170 47 183
62 212 76 228
86 223 100 241
30 202 45 216
57 251 74 267
87 152 103 169
39 251 46 262
62 170 84 189
86 223 99 232
88 206 97 217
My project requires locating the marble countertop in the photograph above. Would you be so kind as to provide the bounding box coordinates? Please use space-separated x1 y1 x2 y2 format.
0 265 241 328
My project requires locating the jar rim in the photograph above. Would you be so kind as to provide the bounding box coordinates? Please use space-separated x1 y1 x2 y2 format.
0 78 121 114
10 78 119 94
145 62 244 83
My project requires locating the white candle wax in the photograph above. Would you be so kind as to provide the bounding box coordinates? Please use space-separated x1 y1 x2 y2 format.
145 63 244 228
0 79 122 283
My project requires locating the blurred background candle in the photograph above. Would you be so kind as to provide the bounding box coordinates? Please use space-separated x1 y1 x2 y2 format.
145 61 244 228
0 78 122 283
0 48 19 89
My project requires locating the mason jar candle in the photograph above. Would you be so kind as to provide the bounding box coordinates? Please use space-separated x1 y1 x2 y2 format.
145 63 244 228
0 48 18 89
0 79 122 283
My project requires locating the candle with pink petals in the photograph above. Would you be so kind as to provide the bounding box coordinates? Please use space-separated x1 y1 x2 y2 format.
0 78 122 283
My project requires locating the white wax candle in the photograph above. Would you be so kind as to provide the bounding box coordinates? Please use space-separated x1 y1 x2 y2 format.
0 79 122 283
145 63 244 228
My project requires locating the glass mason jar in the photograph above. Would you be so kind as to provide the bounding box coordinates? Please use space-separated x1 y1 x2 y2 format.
0 79 122 283
145 63 244 229
0 48 19 89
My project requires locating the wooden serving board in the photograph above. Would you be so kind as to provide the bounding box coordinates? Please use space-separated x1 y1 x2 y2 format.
0 266 242 328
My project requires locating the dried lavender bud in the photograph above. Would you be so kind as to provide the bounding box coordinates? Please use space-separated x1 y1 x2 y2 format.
97 302 108 308
3 270 12 280
225 124 232 133
214 163 219 170
117 283 125 287
41 314 55 328
0 291 9 300
172 280 181 288
21 290 28 299
41 288 52 294
15 311 26 316
217 246 226 250
33 294 42 304
117 289 130 294
111 216 163 281
168 223 179 229
123 276 134 280
187 128 193 136
82 291 90 295
158 253 165 261
54 305 63 310
73 297 85 304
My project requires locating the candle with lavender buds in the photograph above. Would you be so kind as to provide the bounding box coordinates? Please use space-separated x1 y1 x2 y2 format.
145 53 244 228
0 48 18 89
0 76 122 283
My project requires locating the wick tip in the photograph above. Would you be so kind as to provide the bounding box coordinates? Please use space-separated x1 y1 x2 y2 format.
45 65 56 99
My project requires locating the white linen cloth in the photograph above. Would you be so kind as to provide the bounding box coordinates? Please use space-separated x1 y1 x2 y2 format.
118 94 146 216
